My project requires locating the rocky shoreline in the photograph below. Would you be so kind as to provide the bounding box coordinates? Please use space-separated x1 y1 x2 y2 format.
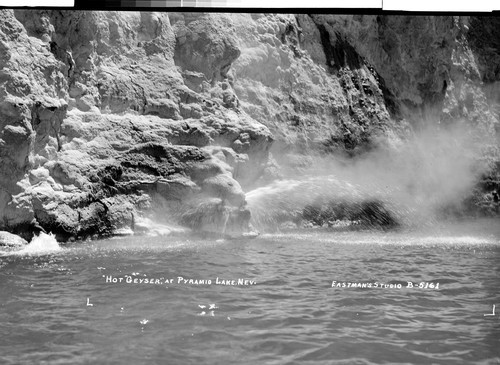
1 11 499 242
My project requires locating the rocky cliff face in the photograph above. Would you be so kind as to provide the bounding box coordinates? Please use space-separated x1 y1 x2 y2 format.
0 11 499 240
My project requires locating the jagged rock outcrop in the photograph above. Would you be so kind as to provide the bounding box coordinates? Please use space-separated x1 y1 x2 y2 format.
230 13 394 165
0 10 272 240
0 10 499 240
0 10 69 236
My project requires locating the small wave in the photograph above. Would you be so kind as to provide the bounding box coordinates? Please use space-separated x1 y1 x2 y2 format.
16 232 62 255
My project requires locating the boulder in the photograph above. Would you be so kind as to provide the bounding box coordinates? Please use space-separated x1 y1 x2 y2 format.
0 231 28 247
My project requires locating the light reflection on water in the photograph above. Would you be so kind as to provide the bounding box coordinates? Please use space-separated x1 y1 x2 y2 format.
1 220 500 365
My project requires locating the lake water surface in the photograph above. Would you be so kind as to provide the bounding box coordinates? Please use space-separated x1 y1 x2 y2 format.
1 219 500 364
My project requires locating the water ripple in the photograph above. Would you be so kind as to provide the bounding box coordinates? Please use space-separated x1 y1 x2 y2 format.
1 223 500 364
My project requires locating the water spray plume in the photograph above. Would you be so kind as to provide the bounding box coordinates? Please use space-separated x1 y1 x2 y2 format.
0 232 62 256
246 122 490 231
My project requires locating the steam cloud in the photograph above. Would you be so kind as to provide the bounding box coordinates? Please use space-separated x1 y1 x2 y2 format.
246 121 493 229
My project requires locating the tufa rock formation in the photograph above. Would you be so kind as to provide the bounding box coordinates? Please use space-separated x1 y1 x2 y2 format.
0 11 499 240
